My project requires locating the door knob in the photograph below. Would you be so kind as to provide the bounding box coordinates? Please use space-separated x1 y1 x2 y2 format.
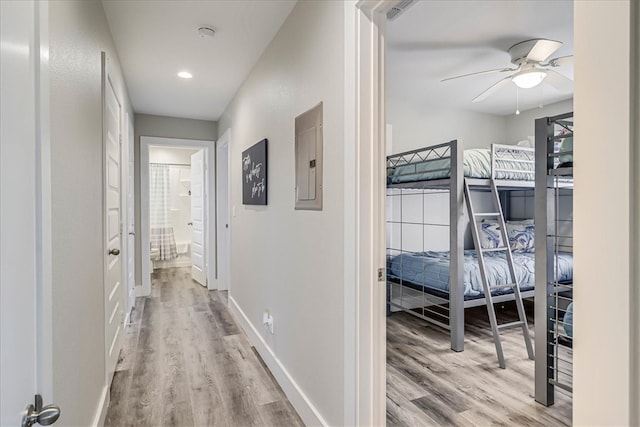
109 248 120 256
22 395 60 426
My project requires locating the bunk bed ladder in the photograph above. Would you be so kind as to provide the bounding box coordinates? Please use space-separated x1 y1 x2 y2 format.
464 179 535 369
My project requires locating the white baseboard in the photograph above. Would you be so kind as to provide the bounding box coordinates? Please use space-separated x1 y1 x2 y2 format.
91 384 110 427
135 285 148 297
228 296 327 427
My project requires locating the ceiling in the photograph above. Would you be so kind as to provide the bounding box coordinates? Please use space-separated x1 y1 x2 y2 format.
386 1 574 116
102 0 296 121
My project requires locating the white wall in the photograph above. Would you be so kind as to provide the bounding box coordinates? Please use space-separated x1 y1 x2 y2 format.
387 96 574 155
49 0 133 425
505 98 573 143
148 146 198 165
217 1 345 425
134 114 217 288
574 1 638 424
386 97 508 153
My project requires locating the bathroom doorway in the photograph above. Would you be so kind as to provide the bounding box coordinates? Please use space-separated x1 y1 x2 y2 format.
148 146 198 271
140 136 217 295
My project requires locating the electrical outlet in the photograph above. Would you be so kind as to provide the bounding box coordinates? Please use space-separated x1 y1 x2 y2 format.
262 310 274 334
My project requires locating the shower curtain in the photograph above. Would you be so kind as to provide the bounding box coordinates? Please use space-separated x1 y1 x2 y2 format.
150 164 178 260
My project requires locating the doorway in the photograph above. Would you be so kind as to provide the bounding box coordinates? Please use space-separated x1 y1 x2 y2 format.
140 136 217 295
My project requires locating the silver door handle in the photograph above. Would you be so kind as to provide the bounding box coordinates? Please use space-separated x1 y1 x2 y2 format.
109 248 120 256
129 232 135 236
22 395 60 426
188 222 193 226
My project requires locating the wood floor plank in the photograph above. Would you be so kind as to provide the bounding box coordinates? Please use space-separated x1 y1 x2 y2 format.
387 304 572 426
106 267 303 427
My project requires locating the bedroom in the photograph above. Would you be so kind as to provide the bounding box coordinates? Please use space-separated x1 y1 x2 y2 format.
384 1 574 425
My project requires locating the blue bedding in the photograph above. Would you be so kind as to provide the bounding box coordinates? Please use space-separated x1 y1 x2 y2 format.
387 250 573 298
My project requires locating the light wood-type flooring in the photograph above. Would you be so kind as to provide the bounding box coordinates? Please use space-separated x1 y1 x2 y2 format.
105 267 571 426
104 267 304 427
387 301 572 426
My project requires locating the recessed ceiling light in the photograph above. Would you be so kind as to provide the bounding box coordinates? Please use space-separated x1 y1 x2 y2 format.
177 71 193 79
197 26 216 38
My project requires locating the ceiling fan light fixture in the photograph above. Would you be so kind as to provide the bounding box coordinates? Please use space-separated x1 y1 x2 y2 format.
512 70 546 89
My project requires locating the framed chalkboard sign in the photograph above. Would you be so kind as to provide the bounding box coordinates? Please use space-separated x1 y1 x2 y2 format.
242 139 268 205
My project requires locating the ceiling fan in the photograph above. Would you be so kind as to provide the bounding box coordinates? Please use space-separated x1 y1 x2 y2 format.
442 39 574 102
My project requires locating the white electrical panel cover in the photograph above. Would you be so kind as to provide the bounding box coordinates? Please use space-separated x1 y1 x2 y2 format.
295 102 323 210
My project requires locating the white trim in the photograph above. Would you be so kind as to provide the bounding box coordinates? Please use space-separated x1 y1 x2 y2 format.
347 1 396 425
135 285 145 298
342 3 357 425
228 296 327 427
631 3 640 423
215 128 231 291
140 136 217 296
35 0 54 401
91 384 110 427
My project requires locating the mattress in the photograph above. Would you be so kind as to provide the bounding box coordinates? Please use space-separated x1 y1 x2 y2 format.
387 250 573 298
387 148 534 185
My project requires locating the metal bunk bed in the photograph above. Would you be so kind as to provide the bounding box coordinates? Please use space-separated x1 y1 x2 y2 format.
535 112 574 405
386 140 540 366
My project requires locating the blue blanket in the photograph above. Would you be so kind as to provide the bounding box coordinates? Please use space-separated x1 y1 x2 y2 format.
387 250 573 298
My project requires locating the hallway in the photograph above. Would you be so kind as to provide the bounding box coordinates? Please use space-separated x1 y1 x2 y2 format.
104 268 303 427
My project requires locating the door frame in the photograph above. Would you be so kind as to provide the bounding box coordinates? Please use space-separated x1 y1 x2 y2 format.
346 1 396 425
215 128 231 292
124 111 135 322
139 136 217 295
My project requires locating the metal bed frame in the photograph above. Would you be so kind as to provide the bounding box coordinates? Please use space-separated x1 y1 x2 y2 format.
535 112 574 405
386 140 536 352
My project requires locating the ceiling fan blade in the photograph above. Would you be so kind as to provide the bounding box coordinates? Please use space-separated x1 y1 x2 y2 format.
545 55 574 67
544 70 573 92
472 76 513 103
526 39 562 62
441 67 517 82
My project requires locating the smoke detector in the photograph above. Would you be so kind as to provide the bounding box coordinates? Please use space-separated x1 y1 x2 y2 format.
196 26 216 39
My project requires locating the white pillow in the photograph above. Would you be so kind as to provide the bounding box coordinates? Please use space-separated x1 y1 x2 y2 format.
479 221 503 248
516 139 534 148
506 221 535 253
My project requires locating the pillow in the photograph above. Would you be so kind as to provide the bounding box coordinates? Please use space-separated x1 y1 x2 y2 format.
563 302 573 338
507 219 534 225
479 221 503 249
558 136 573 165
516 139 534 148
506 221 535 253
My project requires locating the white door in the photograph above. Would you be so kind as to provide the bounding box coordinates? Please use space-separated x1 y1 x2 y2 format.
126 113 136 318
191 149 207 286
1 0 57 425
216 138 230 290
103 54 125 382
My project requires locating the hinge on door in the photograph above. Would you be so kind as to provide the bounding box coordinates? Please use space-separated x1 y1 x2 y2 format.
377 268 386 282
